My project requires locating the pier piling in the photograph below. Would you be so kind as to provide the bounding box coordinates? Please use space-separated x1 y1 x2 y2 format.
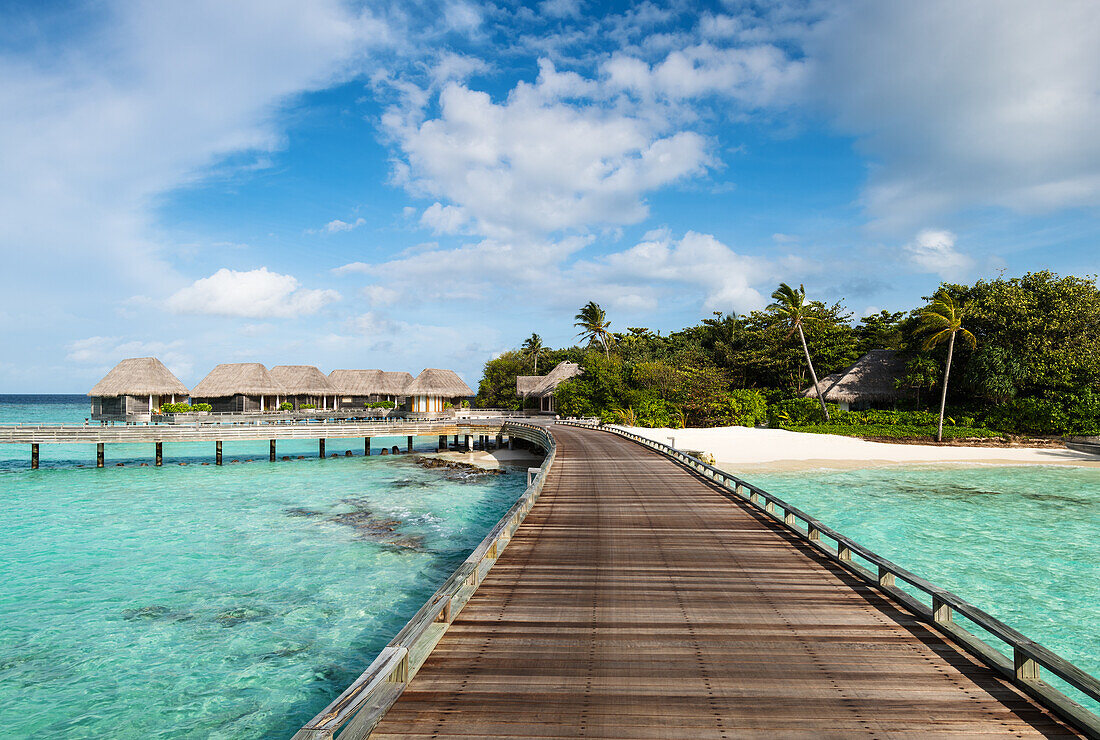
269 440 276 462
438 434 447 451
319 439 326 459
464 435 471 452
31 443 38 469
365 437 371 456
97 443 105 468
407 435 413 453
155 442 163 467
215 441 222 466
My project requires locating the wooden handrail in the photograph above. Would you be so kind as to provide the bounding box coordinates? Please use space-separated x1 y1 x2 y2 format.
291 422 557 740
558 421 1100 736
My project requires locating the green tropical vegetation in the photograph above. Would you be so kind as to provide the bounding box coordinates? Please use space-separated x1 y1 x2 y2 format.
475 271 1100 439
159 402 212 413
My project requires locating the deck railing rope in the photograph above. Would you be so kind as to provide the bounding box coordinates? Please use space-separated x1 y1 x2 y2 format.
292 421 556 740
558 420 1100 737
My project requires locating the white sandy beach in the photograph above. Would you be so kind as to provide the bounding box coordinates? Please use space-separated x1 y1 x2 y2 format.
612 425 1100 471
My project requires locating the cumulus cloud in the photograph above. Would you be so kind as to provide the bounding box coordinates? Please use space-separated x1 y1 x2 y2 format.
323 217 366 233
420 203 468 234
383 59 711 241
804 0 1100 228
903 229 973 279
166 267 340 318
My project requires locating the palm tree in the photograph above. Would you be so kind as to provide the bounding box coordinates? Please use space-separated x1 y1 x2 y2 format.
919 292 977 442
521 333 545 373
574 301 615 359
769 283 830 421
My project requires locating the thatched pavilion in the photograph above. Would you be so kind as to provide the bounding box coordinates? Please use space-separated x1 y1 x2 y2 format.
801 349 911 411
405 368 473 415
517 361 582 413
190 363 286 413
270 365 336 410
88 357 190 422
328 369 413 408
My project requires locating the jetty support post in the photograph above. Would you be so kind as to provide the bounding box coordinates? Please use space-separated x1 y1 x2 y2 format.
464 435 471 452
215 441 222 466
97 443 105 468
407 435 413 453
319 438 326 459
31 444 39 470
155 442 163 467
365 437 371 456
438 434 447 451
496 433 503 449
269 440 276 462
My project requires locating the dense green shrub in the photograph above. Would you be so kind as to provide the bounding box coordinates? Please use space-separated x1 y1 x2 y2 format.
787 423 1002 439
364 400 396 409
300 403 316 410
191 402 212 412
724 389 768 427
768 397 834 426
160 402 190 413
279 401 293 411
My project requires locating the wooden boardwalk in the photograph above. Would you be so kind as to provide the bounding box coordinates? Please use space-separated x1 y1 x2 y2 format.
369 424 1082 738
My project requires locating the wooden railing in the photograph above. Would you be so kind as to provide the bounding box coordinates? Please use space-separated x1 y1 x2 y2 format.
558 421 1100 737
291 422 556 740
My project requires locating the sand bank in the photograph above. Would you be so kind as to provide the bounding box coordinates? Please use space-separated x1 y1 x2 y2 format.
611 425 1100 471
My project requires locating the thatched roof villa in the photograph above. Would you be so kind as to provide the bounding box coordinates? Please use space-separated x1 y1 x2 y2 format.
517 361 582 413
801 349 911 411
270 365 335 410
328 369 414 408
88 357 190 422
405 368 474 415
190 363 286 413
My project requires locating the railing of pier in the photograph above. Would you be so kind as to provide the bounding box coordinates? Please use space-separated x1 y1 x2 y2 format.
558 420 1100 736
291 421 556 740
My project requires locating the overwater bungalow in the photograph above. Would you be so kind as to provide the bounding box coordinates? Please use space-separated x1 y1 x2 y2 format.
190 363 286 413
801 349 911 411
405 368 473 416
88 357 190 422
517 361 582 413
328 369 413 408
269 365 336 410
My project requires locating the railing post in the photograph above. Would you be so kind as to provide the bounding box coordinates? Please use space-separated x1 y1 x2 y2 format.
783 510 797 527
837 543 852 561
878 566 895 587
1014 647 1040 680
932 595 952 624
808 526 821 541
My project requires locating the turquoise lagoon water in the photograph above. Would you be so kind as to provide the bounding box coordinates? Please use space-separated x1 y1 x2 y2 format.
0 396 529 737
750 464 1100 709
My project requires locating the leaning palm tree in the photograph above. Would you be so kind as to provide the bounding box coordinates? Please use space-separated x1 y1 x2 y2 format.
520 333 545 373
574 301 615 359
919 292 977 442
769 283 829 421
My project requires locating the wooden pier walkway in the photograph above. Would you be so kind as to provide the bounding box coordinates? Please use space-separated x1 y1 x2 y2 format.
365 424 1083 738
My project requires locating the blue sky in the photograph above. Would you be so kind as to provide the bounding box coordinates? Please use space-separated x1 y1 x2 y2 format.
2 0 1099 391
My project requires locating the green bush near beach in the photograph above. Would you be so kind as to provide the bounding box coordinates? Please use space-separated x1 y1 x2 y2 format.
364 400 396 409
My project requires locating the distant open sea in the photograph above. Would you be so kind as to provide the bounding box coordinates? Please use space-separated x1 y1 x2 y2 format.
0 393 529 738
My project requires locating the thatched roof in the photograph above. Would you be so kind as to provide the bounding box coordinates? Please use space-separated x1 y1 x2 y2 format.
801 350 911 403
328 369 412 396
88 357 189 398
329 369 383 395
379 371 413 395
516 375 541 396
270 365 334 395
405 368 473 397
517 361 582 398
191 363 285 398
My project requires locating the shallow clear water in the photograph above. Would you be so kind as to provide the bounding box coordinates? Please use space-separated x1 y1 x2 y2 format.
0 397 528 737
750 464 1100 709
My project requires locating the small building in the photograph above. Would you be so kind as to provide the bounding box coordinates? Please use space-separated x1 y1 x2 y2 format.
801 349 911 411
517 361 582 413
88 357 190 422
269 365 336 410
328 369 413 408
190 363 286 413
404 368 473 416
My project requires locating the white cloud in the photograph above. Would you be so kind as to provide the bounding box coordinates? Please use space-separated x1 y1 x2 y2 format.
165 267 340 318
323 217 366 233
903 229 973 279
805 0 1100 227
67 336 193 379
383 59 711 241
420 203 468 234
540 0 582 20
362 284 400 306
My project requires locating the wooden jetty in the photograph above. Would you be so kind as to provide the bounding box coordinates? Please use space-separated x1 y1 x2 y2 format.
0 420 520 468
296 422 1100 739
